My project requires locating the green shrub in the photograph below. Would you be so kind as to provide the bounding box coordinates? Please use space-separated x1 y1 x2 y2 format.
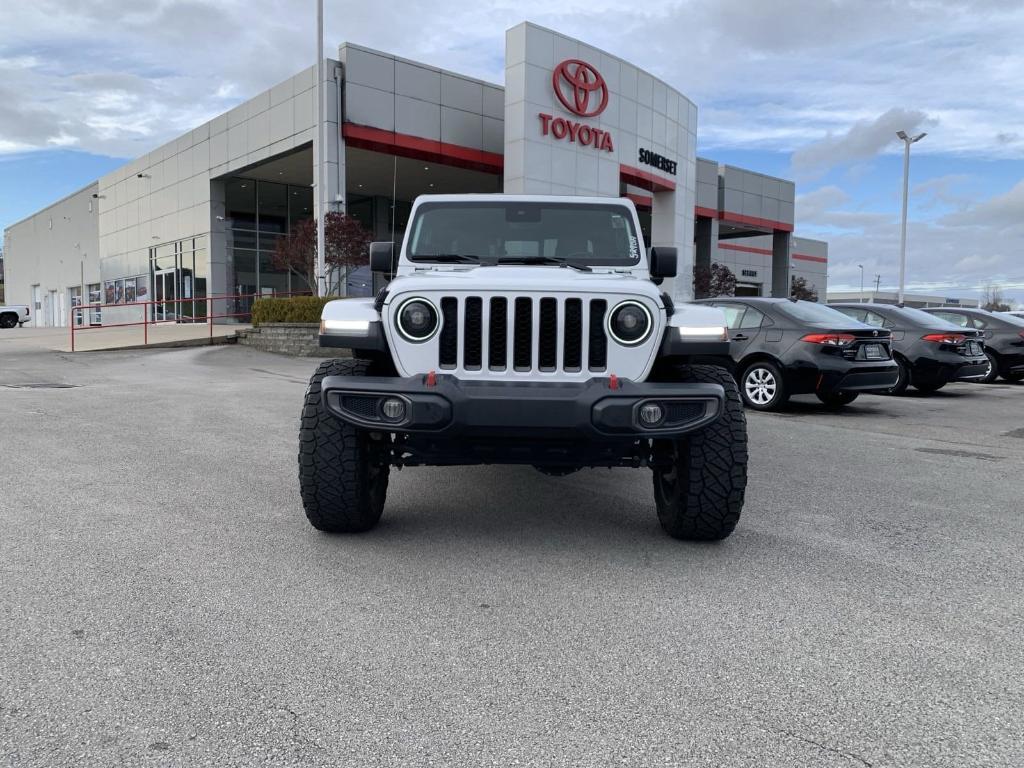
251 296 335 326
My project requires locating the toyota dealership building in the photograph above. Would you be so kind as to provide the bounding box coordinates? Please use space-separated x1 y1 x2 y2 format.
3 23 827 327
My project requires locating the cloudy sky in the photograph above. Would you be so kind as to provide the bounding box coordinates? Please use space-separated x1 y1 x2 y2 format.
2 0 1022 305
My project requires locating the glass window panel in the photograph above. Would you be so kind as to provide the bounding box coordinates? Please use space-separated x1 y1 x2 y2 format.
289 186 313 230
258 251 291 295
226 178 257 229
231 250 258 296
739 307 764 329
228 228 257 250
258 181 289 233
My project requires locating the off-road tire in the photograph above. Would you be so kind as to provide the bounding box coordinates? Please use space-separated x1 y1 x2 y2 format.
738 360 788 411
816 390 859 408
0 313 17 329
980 350 1000 384
298 358 390 532
652 364 748 541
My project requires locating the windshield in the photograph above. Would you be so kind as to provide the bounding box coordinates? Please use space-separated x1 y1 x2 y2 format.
407 201 642 267
776 300 868 326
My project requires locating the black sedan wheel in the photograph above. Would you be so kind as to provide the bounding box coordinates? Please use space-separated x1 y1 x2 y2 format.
738 361 788 411
883 357 910 395
980 350 1000 384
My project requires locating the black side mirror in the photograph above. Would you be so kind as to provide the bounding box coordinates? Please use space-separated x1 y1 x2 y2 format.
649 247 678 279
369 241 395 274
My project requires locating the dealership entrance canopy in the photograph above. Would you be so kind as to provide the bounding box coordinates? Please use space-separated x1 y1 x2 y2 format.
3 22 827 327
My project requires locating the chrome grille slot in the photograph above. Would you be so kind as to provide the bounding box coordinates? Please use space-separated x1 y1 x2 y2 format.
538 298 558 371
489 297 507 370
563 298 583 371
588 299 608 370
514 297 533 371
464 297 483 370
439 297 458 368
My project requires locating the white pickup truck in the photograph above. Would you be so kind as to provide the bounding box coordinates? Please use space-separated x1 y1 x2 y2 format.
0 304 31 328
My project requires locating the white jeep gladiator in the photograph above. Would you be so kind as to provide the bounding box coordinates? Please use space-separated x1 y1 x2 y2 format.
0 304 31 328
301 195 747 540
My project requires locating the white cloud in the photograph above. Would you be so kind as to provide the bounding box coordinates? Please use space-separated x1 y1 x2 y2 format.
791 109 930 178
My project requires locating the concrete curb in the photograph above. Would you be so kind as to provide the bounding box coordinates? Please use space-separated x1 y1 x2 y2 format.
68 335 239 353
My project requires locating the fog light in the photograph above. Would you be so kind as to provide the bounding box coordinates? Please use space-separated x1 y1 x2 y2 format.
639 403 664 426
381 398 406 421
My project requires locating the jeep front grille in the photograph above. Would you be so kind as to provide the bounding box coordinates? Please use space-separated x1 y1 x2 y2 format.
436 295 612 374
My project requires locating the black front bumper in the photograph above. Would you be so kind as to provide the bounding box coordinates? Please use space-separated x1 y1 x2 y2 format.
321 374 725 439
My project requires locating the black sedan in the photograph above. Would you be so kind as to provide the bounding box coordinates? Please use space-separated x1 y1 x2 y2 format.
831 303 989 394
922 307 1024 383
694 298 899 410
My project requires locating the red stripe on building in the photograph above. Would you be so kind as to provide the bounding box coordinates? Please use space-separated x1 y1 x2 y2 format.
719 211 794 233
341 123 504 174
619 164 677 192
719 242 827 264
695 206 718 219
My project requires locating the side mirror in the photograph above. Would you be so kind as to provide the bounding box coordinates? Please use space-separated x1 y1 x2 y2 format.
369 241 395 274
649 246 678 279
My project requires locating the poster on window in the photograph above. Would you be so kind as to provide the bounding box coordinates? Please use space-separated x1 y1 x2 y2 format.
135 277 148 300
104 282 115 304
124 281 136 304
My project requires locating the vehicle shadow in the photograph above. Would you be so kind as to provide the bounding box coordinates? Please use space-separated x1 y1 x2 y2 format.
316 464 753 558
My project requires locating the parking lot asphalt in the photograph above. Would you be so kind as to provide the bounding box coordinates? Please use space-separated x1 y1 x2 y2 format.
2 342 1022 767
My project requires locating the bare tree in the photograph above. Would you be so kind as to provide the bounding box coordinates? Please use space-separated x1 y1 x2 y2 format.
981 283 1011 312
271 212 374 294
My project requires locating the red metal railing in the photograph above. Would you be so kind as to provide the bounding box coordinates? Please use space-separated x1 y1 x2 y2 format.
69 290 313 352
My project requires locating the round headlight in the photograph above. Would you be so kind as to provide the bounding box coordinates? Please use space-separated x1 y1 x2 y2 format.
608 301 653 346
396 298 439 342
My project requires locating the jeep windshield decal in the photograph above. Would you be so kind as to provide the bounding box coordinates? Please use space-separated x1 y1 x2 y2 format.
407 201 642 268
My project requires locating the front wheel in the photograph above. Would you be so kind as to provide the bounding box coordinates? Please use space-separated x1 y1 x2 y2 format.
738 360 788 411
0 314 17 329
816 390 859 408
298 358 390 532
652 365 748 541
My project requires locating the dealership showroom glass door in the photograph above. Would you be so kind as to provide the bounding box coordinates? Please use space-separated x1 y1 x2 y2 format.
154 268 177 321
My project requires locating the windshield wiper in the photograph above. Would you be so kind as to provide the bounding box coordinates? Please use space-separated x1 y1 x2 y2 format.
498 256 592 272
413 253 496 264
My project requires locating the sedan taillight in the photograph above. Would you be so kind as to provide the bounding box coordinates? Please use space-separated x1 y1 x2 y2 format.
921 333 966 344
801 333 856 346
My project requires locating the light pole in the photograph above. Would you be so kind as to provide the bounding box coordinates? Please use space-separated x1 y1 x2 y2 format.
896 130 926 305
314 0 326 297
873 274 881 303
858 264 864 302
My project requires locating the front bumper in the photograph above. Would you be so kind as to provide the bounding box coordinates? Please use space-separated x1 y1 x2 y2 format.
321 374 725 439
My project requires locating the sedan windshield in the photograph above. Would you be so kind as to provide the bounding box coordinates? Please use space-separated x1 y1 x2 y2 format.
407 201 641 267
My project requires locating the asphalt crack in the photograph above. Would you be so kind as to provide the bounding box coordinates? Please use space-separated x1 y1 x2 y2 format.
772 728 873 767
915 447 1004 462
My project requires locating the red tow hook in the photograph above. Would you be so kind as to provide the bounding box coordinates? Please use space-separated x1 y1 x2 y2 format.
609 374 620 390
425 370 437 387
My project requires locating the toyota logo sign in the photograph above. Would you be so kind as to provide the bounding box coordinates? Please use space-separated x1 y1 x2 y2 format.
552 59 608 118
